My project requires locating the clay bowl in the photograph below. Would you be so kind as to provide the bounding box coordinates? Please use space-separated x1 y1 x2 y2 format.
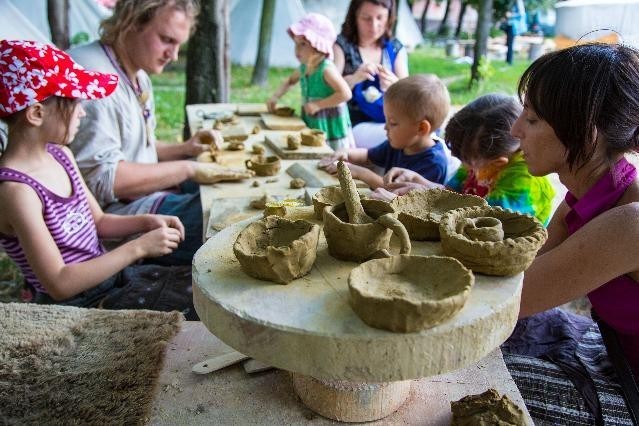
391 188 487 241
300 129 326 147
311 186 367 220
349 255 474 333
274 106 295 117
439 206 548 276
245 155 281 176
323 199 411 262
233 215 320 284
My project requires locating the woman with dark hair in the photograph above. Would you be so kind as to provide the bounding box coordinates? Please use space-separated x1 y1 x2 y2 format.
334 0 408 149
501 43 639 424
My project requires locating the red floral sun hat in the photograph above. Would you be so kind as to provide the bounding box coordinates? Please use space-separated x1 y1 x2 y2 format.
0 40 119 118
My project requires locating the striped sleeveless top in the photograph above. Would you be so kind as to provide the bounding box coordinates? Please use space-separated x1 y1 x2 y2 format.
0 144 105 294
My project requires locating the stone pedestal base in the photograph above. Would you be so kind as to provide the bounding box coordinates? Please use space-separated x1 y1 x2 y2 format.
291 373 412 422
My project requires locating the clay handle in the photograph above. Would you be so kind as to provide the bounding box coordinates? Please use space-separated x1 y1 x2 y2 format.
245 159 254 170
377 214 412 255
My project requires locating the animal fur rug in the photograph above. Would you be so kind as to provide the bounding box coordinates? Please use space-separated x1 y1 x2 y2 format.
0 302 183 425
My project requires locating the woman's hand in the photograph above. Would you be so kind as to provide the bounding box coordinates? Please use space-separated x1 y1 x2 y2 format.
378 66 399 92
352 62 379 85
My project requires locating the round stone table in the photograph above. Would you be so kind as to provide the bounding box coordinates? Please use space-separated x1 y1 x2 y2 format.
193 216 523 422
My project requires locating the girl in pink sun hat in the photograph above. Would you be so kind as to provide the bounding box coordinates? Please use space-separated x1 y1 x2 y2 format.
0 40 198 319
267 13 355 150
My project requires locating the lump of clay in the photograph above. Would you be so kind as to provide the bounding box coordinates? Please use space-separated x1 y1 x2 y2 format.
451 388 527 426
286 134 301 150
252 125 261 135
349 255 473 333
213 120 224 130
252 144 265 154
227 141 245 151
439 206 548 276
274 106 295 117
263 198 306 217
391 189 487 241
233 215 320 284
290 178 306 189
461 217 504 242
300 129 326 147
249 194 274 210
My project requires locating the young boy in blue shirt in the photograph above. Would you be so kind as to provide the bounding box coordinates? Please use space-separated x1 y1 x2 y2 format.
318 74 450 189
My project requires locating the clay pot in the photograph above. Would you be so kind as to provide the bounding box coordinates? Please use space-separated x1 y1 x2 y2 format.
287 134 301 150
245 155 281 176
391 189 487 241
439 206 548 276
349 255 474 332
312 186 367 220
300 129 326 147
323 199 411 262
233 216 320 284
274 106 295 117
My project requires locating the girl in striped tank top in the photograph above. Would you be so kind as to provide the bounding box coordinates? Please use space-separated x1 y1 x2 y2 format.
0 40 197 319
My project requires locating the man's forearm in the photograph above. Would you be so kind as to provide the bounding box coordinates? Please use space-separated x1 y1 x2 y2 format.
113 160 194 199
156 141 191 161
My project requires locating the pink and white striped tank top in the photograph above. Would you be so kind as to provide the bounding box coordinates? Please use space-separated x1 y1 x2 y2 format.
0 144 105 294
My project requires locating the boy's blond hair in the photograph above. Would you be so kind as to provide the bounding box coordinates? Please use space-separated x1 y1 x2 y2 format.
384 74 450 130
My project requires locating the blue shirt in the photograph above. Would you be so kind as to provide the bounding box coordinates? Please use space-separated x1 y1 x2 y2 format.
367 140 448 184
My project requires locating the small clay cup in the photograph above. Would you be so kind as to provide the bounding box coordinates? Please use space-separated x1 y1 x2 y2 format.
274 106 295 117
349 255 474 332
245 155 281 177
300 129 326 147
439 206 548 276
323 199 411 262
233 216 320 284
391 189 487 241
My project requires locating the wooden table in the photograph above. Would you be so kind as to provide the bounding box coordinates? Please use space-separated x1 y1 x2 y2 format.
151 321 532 425
186 104 340 240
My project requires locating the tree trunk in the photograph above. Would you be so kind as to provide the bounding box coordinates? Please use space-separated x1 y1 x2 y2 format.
250 0 276 86
419 0 431 35
437 0 452 37
184 0 230 139
455 1 468 38
48 0 69 50
470 0 493 86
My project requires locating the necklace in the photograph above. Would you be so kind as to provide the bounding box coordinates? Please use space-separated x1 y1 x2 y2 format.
100 42 151 123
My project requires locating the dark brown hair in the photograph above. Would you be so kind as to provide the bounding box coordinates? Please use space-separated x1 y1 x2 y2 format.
518 42 639 170
341 0 396 46
384 74 450 130
445 94 521 163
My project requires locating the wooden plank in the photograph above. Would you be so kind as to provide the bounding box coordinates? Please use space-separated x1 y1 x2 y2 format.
237 103 269 116
192 351 250 374
260 113 307 131
264 133 333 160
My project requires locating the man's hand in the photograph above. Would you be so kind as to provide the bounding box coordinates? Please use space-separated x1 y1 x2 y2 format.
186 129 223 154
193 163 254 184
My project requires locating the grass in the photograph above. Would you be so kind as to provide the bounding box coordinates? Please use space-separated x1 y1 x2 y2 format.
152 45 533 141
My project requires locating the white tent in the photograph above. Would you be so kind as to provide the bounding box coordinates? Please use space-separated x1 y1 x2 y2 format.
555 0 639 46
231 0 424 68
0 0 110 44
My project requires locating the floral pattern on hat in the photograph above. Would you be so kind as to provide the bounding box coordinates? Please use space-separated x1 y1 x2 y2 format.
288 13 337 60
0 40 118 117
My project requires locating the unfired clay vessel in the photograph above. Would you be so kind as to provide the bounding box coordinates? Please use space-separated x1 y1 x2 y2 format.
312 185 365 220
252 144 265 154
323 162 411 262
300 129 326 147
439 206 548 276
286 134 301 150
274 106 295 117
348 255 474 332
390 189 487 241
233 215 320 284
245 155 281 176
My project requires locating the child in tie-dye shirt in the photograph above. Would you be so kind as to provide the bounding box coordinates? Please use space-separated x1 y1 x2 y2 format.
375 93 555 225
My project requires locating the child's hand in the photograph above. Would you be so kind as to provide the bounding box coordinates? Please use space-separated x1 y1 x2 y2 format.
267 96 279 113
386 181 431 195
137 226 183 258
383 167 426 185
145 214 185 240
303 102 321 116
318 151 348 169
369 187 399 202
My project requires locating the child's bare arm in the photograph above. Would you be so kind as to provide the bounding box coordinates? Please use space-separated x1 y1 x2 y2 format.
318 148 369 170
346 164 384 189
304 66 352 116
267 70 301 112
